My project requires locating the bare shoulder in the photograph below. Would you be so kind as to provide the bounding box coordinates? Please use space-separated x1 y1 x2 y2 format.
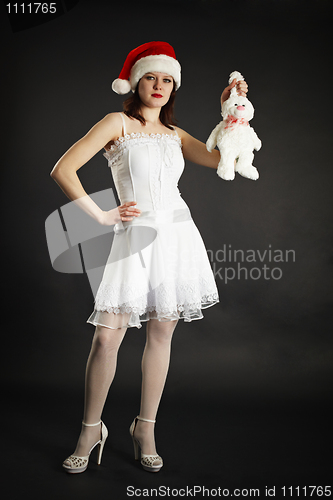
81 112 123 149
97 112 123 137
103 112 122 125
173 125 185 136
173 126 198 145
173 126 191 141
173 125 219 168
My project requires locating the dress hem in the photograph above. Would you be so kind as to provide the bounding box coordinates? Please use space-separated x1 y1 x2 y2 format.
86 299 220 330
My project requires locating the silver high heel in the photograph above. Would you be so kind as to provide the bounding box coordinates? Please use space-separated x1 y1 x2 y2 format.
129 416 163 472
62 420 108 474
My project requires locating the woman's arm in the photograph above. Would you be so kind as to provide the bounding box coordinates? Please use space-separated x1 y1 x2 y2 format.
50 112 121 200
50 112 141 223
175 127 220 169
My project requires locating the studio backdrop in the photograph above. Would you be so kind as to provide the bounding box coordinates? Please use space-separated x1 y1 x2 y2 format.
2 0 332 495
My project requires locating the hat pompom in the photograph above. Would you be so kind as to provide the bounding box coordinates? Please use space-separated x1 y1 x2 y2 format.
112 78 131 95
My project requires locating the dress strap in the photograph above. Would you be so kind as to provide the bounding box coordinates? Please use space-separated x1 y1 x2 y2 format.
119 112 127 136
171 125 179 138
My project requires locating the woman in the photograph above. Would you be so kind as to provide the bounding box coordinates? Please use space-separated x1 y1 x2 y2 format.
50 41 248 474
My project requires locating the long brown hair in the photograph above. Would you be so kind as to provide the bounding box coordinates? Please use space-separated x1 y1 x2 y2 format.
123 80 177 130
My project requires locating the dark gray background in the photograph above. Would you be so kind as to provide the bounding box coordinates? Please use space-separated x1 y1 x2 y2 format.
2 0 332 497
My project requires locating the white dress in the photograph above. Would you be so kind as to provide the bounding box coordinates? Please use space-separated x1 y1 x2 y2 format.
87 113 219 329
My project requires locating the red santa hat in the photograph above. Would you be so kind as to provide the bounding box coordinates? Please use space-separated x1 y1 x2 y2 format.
112 41 181 95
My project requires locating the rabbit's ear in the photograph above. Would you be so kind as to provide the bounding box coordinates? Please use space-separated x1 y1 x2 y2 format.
228 71 244 85
228 71 245 98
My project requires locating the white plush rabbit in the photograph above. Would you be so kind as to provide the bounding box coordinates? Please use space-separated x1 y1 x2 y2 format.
206 71 261 180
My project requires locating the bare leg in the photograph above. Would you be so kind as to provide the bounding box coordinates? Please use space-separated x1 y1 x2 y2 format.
133 319 178 455
67 324 127 459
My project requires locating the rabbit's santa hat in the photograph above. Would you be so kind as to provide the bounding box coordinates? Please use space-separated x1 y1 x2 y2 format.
112 41 181 95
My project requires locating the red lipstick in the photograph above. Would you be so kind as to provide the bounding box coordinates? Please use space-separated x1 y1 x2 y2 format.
152 94 163 98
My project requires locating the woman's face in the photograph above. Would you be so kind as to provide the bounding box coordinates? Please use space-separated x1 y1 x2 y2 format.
137 72 174 109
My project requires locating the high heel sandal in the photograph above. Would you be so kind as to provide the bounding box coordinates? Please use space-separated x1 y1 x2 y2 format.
62 420 108 474
129 416 163 473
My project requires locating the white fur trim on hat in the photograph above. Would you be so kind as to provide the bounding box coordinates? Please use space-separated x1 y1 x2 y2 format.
130 54 181 92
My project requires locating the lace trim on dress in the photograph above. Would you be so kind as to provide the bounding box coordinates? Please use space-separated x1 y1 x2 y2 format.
87 287 219 329
103 132 182 167
94 293 219 316
93 277 219 317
